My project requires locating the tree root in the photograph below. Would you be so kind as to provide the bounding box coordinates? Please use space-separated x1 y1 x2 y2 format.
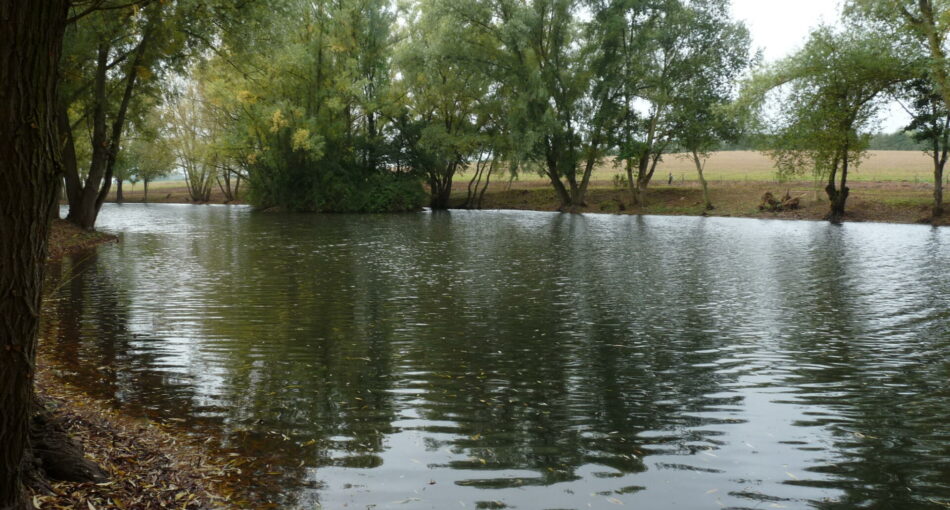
25 398 107 494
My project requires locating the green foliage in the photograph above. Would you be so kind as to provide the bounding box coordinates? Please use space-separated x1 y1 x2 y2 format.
746 26 908 180
671 0 754 157
846 0 950 111
197 0 426 213
246 162 426 213
868 131 931 151
388 0 502 208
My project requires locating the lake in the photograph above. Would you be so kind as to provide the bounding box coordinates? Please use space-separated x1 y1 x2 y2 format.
42 204 950 509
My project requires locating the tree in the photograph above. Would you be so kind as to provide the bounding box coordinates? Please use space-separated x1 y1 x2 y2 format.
197 0 425 213
124 136 175 203
606 0 683 206
2 3 263 505
847 0 950 218
164 84 215 203
112 136 136 204
584 0 751 208
668 0 753 210
391 0 496 209
59 1 166 228
848 0 950 112
902 78 950 217
58 0 251 227
747 27 906 222
0 3 70 508
435 0 617 211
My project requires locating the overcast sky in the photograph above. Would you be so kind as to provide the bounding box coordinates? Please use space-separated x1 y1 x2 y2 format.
730 0 909 132
730 0 841 61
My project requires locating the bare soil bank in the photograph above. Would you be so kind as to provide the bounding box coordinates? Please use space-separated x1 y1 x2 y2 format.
461 180 950 226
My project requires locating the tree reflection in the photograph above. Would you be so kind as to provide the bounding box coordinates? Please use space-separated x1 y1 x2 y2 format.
40 208 950 508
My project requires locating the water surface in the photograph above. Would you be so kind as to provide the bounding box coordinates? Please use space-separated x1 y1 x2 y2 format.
42 204 950 509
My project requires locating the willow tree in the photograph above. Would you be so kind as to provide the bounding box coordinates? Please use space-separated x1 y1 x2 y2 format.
122 136 176 203
434 0 615 211
667 0 752 211
588 0 750 207
902 78 950 218
199 0 424 212
604 0 685 206
848 0 950 109
0 3 69 508
751 27 907 222
59 1 169 229
391 0 497 209
163 84 216 202
59 0 254 228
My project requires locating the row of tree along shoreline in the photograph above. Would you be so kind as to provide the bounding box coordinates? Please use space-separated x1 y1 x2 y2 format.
93 177 949 227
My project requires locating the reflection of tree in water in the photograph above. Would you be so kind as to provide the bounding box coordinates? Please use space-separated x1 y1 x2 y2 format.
42 210 950 508
768 226 950 509
162 216 403 507
386 214 744 488
43 252 176 406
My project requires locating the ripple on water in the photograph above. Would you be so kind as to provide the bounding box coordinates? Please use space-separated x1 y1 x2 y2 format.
41 205 950 509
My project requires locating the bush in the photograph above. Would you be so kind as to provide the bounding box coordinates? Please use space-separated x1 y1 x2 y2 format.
247 159 426 213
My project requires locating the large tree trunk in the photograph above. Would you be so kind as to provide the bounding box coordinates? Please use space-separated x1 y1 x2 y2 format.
571 140 601 211
545 168 573 210
630 153 661 206
428 166 456 210
65 43 110 231
0 2 70 509
625 159 639 206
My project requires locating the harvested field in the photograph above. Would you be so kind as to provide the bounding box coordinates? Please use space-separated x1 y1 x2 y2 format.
458 150 941 185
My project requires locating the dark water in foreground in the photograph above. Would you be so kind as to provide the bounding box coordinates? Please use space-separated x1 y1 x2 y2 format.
42 204 950 509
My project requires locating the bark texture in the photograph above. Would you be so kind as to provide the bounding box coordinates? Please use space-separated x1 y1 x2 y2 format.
825 152 850 224
0 2 70 508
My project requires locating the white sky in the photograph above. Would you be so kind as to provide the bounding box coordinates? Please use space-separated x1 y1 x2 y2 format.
730 0 841 62
730 0 910 132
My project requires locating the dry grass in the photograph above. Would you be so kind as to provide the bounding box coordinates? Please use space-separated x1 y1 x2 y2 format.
460 150 941 185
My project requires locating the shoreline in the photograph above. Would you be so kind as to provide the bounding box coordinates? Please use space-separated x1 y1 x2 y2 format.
36 193 945 508
463 182 950 227
100 179 950 227
36 221 240 509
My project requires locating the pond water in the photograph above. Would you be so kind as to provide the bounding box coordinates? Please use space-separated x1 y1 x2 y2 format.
42 204 950 509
